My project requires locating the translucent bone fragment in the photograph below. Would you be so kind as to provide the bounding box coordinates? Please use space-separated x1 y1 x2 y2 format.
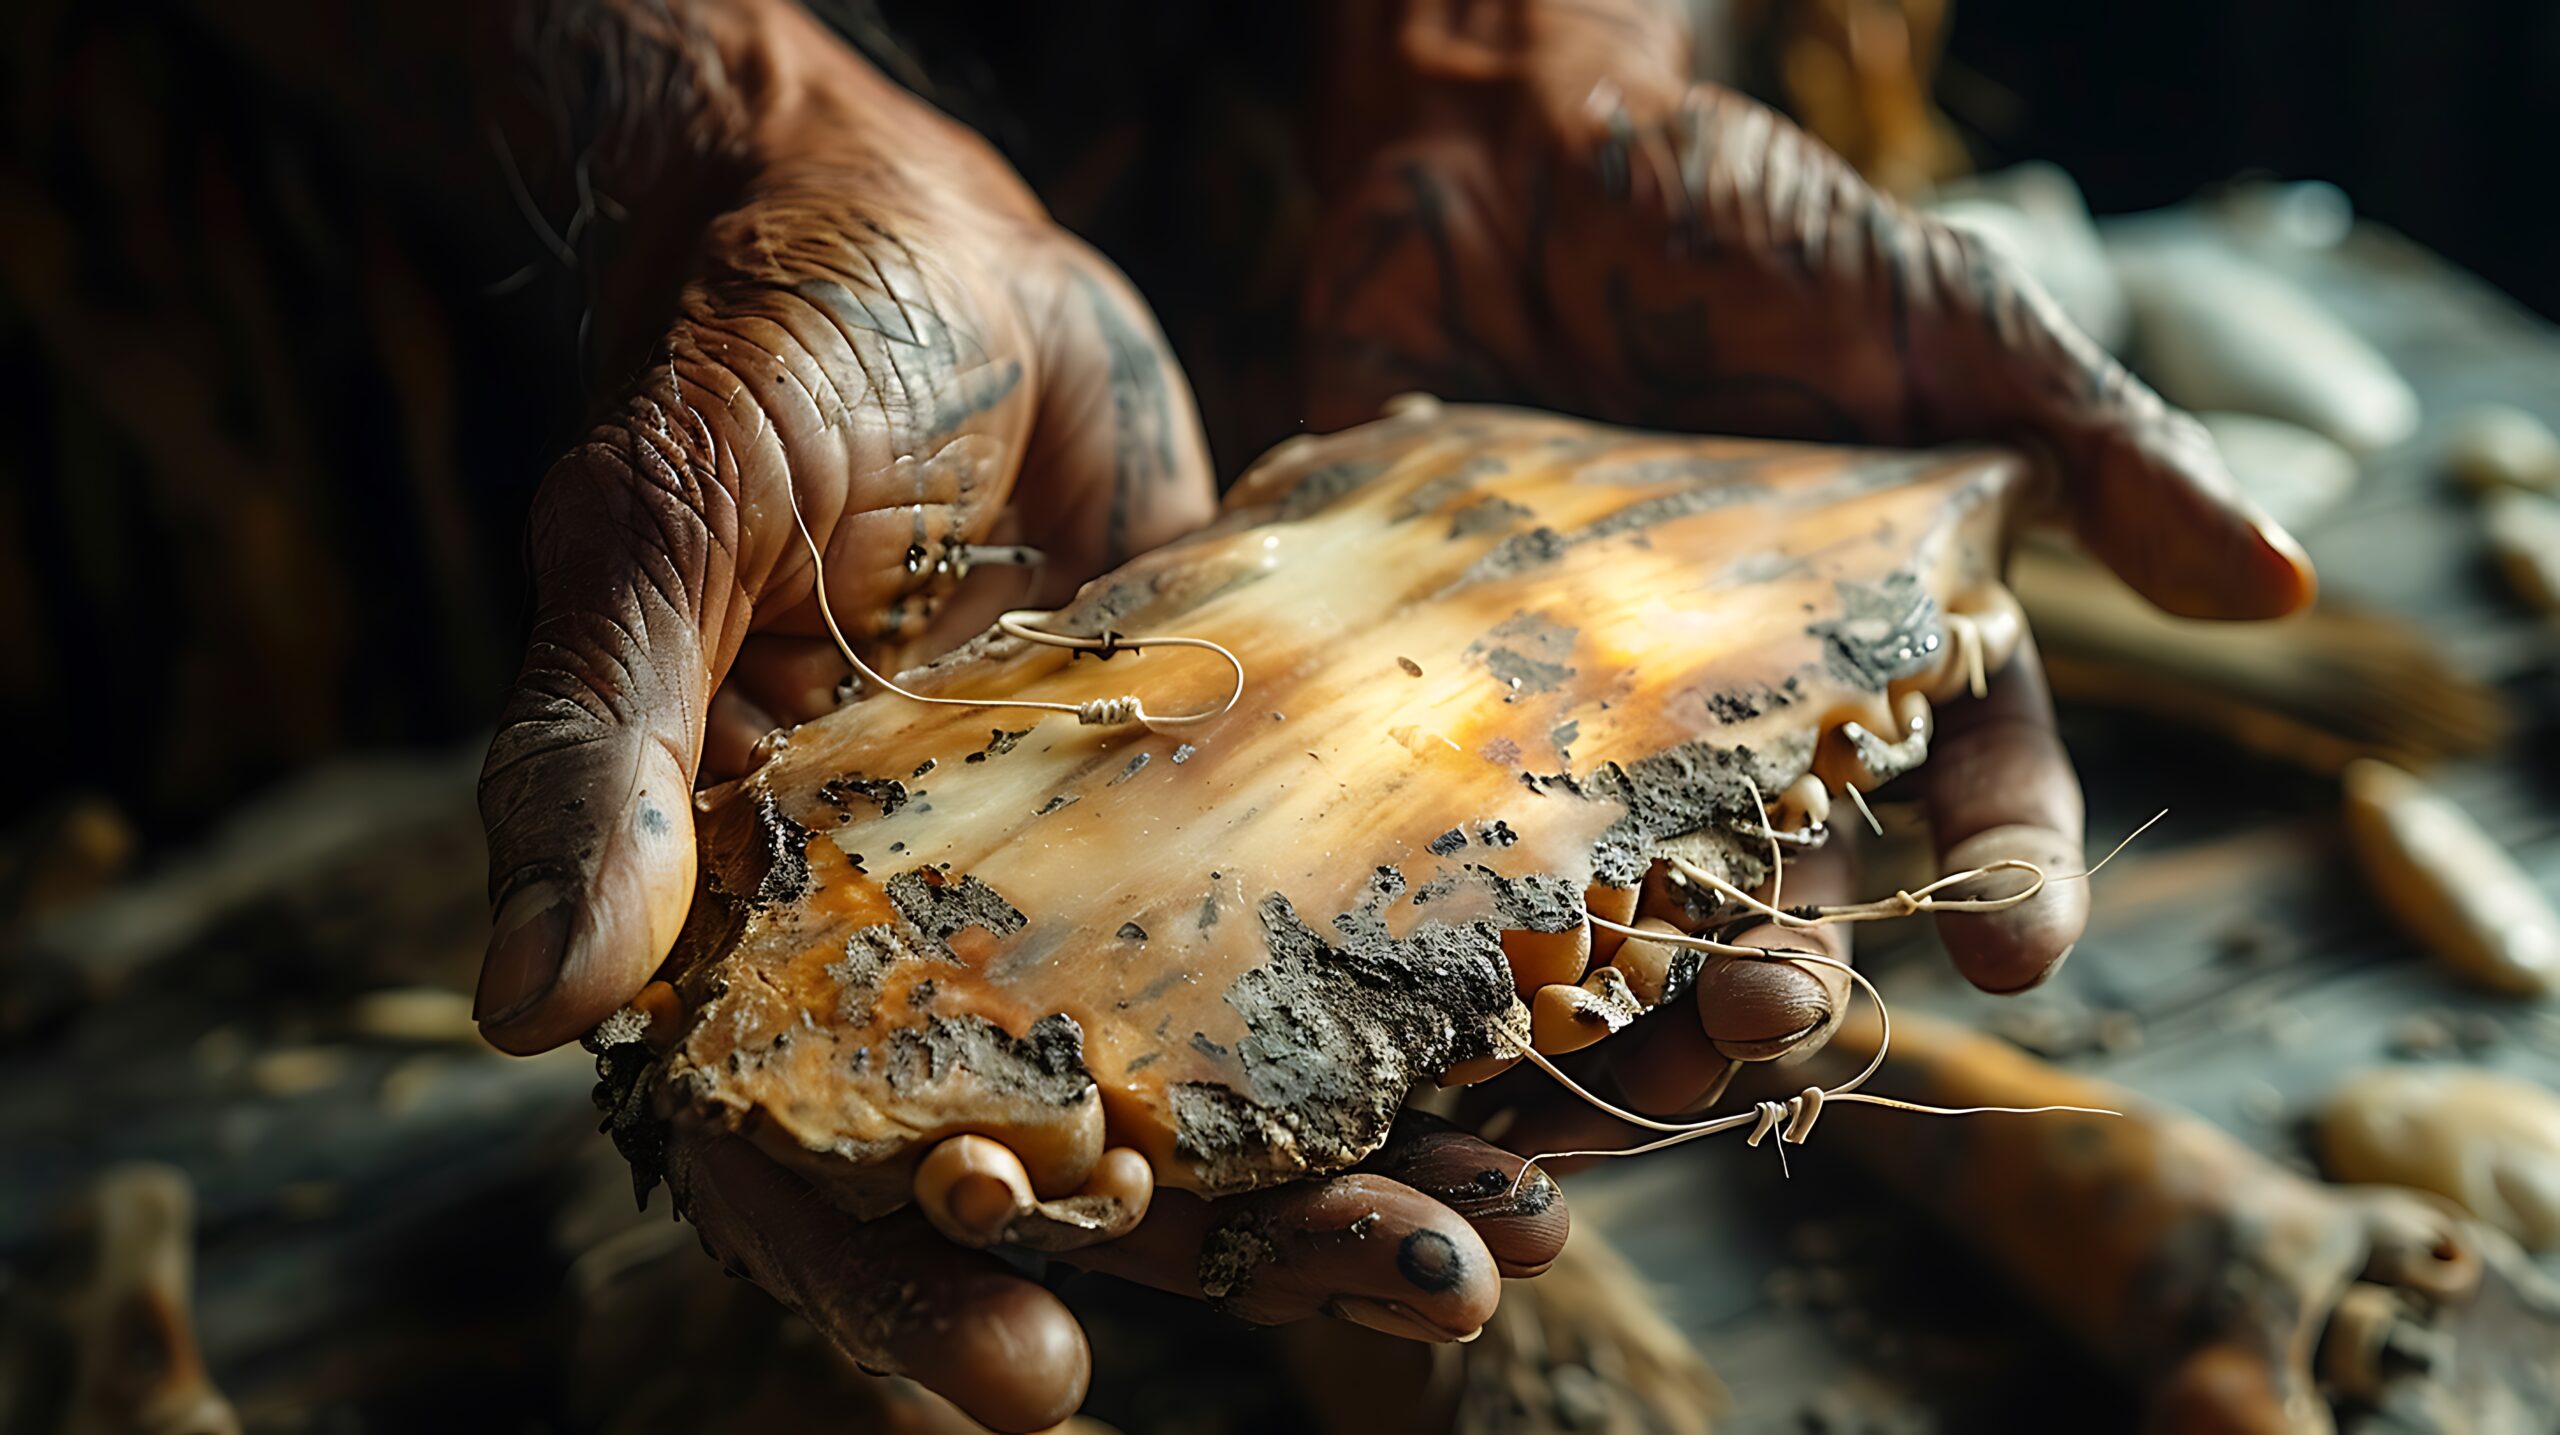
65 1164 240 1435
2110 237 2419 453
1530 967 1644 1055
2319 1065 2560 1253
2483 487 2560 614
645 406 2028 1205
2446 402 2560 495
2343 758 2560 997
914 1135 1153 1252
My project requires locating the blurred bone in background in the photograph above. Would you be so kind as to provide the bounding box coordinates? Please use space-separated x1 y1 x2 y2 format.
9 2 2560 1433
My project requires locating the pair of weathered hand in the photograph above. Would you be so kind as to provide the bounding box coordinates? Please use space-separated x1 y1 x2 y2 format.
459 0 2312 1427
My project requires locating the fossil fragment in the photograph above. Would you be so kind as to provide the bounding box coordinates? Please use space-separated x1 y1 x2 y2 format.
628 405 2029 1225
2319 1065 2560 1253
2110 236 2419 454
2446 402 2560 495
1824 1012 2560 1432
2482 486 2560 614
2343 758 2560 997
2016 545 2506 774
62 1164 240 1435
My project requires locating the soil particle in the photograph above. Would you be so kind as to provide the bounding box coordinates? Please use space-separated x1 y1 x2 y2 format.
1447 495 1535 538
966 727 1035 764
1169 878 1515 1194
1450 480 1764 587
1468 613 1579 700
1198 1211 1279 1304
1279 458 1391 519
1583 735 1810 890
879 1012 1092 1107
885 869 1026 957
820 774 910 817
1455 526 1569 587
1809 574 1941 691
750 796 813 908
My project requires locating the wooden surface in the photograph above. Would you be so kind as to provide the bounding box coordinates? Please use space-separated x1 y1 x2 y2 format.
1577 218 2560 1432
7 218 2560 1434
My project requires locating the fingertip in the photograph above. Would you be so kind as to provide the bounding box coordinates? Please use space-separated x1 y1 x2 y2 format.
1219 1174 1502 1338
2186 500 2318 621
1692 948 1843 1062
2080 412 2320 621
1940 909 2078 994
2244 511 2320 618
473 887 570 1033
478 750 698 1054
1365 1117 1570 1277
685 1138 1091 1433
1936 825 2089 995
893 1277 1091 1433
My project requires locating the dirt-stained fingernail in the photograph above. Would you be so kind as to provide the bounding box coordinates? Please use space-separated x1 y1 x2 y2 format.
1370 1124 1569 1276
475 885 570 1027
1328 1295 1474 1344
1695 952 1839 1062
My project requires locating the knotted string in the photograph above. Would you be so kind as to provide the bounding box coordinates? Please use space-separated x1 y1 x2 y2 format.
784 482 1243 734
1495 798 2160 1187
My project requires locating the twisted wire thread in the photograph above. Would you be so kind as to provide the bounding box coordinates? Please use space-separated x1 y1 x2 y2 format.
783 482 1243 734
1498 794 2160 1188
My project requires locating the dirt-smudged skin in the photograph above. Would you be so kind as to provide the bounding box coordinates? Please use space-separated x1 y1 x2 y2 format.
639 404 2027 1211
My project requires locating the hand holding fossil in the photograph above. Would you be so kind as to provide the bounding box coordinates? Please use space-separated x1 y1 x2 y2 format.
428 3 1571 1426
1302 0 2319 1117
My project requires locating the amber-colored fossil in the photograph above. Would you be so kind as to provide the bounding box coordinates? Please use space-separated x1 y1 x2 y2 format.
610 403 2028 1237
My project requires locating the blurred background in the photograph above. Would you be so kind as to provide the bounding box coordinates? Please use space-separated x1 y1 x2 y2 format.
6 2 2560 1432
6 0 2560 834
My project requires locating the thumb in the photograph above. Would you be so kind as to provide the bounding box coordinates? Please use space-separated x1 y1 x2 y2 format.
1899 218 2317 621
1012 246 1218 586
476 403 743 1054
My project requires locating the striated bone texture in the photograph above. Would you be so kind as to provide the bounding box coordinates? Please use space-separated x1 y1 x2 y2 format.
631 405 2025 1208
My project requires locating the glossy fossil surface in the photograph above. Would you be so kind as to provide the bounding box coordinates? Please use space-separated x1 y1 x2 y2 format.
648 405 2026 1206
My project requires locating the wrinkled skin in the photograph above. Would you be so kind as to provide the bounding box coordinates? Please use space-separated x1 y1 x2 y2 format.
1303 0 2316 1123
442 4 1571 1427
174 0 2316 1426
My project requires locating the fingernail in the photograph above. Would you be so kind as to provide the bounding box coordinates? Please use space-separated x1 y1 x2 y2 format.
1329 1295 1468 1344
475 886 571 1026
1696 954 1837 1061
1977 943 2075 996
1375 1130 1569 1276
945 1171 1027 1244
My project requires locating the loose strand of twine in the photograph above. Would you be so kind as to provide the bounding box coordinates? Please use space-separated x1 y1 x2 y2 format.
1501 949 2117 1191
1497 804 2163 1190
784 483 1243 733
1665 808 2164 930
